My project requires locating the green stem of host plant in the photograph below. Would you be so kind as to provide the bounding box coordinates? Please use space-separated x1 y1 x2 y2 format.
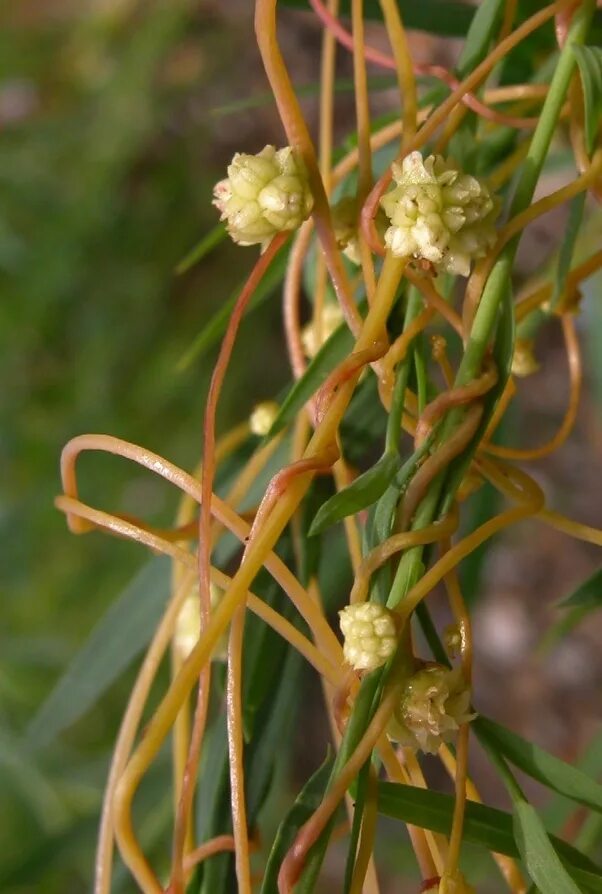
387 0 596 611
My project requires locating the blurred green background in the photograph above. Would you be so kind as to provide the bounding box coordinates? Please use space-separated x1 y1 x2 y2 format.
2 2 602 892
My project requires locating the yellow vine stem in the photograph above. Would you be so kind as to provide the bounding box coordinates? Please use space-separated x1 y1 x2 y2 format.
352 0 377 303
378 0 417 150
107 258 404 894
477 456 602 548
515 248 602 323
484 314 581 460
171 421 250 872
361 0 572 247
405 269 464 336
377 738 441 879
66 249 404 891
397 468 545 622
312 0 338 363
278 684 403 893
486 139 531 192
350 507 459 604
440 558 472 887
348 766 380 894
463 151 602 333
403 748 449 874
438 744 527 893
380 306 435 406
54 497 344 893
255 0 362 334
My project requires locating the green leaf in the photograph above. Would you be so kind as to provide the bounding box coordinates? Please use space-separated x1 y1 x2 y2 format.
456 0 504 78
309 451 400 536
377 782 602 891
26 557 170 749
281 0 476 37
266 318 355 438
513 799 581 894
261 753 334 894
560 565 602 609
573 45 602 153
176 245 290 372
475 716 602 814
551 192 587 311
175 223 226 274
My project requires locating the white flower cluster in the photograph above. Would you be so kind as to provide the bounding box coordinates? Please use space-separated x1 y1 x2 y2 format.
213 145 313 247
380 151 498 276
174 582 228 661
339 602 398 671
389 664 474 754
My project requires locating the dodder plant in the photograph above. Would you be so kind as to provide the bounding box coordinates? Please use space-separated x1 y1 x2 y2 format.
51 0 602 892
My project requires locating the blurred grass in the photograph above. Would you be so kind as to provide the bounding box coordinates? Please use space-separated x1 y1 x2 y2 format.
0 3 289 888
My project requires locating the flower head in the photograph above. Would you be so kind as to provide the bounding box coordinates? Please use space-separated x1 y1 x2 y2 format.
389 664 474 753
213 145 313 247
175 582 228 661
339 602 398 671
249 400 279 436
380 151 498 276
301 302 344 358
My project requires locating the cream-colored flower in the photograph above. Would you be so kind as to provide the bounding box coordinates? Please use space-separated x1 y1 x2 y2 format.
511 338 539 377
331 196 361 265
389 664 474 753
380 151 498 276
175 582 228 661
301 302 344 358
339 602 398 671
249 400 279 436
213 145 313 246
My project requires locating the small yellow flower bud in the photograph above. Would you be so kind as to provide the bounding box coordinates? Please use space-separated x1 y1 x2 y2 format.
213 145 313 247
301 302 344 358
511 338 539 377
249 400 279 437
389 664 474 754
339 602 398 671
443 624 463 659
174 582 228 661
380 151 498 276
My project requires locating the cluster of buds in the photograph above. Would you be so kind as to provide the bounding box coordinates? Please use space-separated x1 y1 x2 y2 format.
389 664 474 754
213 145 313 247
339 602 398 671
249 400 279 437
380 151 498 276
174 581 228 662
301 302 344 358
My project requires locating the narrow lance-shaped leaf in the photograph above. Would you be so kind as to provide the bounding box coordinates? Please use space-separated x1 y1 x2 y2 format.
475 716 602 814
261 753 334 894
309 452 400 536
572 46 602 153
377 782 602 892
513 799 581 894
175 222 226 274
26 557 170 750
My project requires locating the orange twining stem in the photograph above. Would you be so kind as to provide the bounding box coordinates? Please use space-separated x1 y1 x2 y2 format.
415 359 498 448
255 0 362 335
404 268 464 336
380 307 435 408
278 685 402 893
400 403 484 530
515 248 602 322
59 434 342 659
431 336 455 389
360 0 572 252
484 315 581 460
314 340 388 422
308 0 540 129
350 507 459 604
